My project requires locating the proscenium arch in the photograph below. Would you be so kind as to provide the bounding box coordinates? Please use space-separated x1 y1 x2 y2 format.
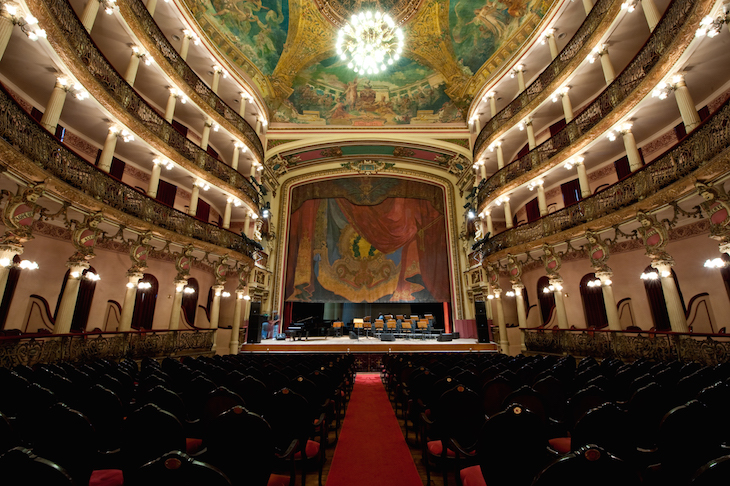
270 168 467 321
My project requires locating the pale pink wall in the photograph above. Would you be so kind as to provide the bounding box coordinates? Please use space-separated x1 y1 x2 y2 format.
4 231 216 331
516 231 730 331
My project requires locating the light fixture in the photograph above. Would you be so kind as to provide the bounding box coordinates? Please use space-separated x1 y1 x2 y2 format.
102 0 117 15
467 209 475 219
506 291 516 297
110 126 134 143
607 122 632 142
212 64 228 78
138 281 152 289
195 180 210 191
510 64 525 78
495 195 509 206
240 91 253 103
640 271 659 280
704 258 727 268
169 87 188 103
183 286 196 294
587 44 607 64
153 157 174 170
551 86 570 103
487 294 495 300
652 74 684 100
482 91 496 102
564 156 584 170
222 291 231 298
696 7 729 37
131 46 152 66
182 29 200 45
85 272 101 281
489 141 501 151
540 28 556 44
527 179 544 191
1 5 47 41
18 260 38 270
212 123 220 132
243 294 251 301
621 0 640 12
336 11 404 75
586 279 603 287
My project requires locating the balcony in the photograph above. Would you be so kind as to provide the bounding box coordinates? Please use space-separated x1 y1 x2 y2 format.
474 93 730 259
27 0 260 209
0 82 263 258
476 0 708 211
472 0 622 160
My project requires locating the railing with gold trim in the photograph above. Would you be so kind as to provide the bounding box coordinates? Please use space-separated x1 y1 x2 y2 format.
475 94 730 258
523 328 730 365
124 0 264 161
476 0 696 208
0 329 215 368
0 83 263 257
31 0 260 208
473 0 618 159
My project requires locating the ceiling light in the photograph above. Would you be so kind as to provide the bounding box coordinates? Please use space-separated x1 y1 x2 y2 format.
336 11 404 75
704 258 726 268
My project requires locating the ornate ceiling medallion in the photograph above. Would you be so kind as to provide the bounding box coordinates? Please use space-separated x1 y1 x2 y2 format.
336 11 404 75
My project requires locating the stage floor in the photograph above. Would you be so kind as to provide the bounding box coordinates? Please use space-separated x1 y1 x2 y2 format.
239 335 498 354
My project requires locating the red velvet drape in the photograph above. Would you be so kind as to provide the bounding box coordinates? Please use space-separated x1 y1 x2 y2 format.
336 197 450 302
284 199 320 301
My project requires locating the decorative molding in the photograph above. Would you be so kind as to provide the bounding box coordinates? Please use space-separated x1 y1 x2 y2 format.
267 139 301 150
123 165 151 183
642 131 679 160
340 160 396 175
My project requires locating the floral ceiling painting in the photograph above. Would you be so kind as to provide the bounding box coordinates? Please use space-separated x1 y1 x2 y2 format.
184 0 555 125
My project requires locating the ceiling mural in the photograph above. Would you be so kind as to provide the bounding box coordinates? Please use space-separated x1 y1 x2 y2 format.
185 0 556 125
273 55 463 125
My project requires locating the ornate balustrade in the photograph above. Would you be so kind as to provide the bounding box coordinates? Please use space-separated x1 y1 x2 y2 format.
123 0 264 163
523 328 730 365
475 94 730 258
0 83 263 257
477 0 697 208
0 329 215 368
473 0 619 159
29 0 260 208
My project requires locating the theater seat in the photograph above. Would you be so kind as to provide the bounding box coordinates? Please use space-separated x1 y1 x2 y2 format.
267 474 291 486
89 468 124 486
427 440 456 457
185 438 204 455
460 465 487 486
293 439 320 459
549 437 572 453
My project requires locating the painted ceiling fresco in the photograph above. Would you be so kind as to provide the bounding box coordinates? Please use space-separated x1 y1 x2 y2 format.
185 0 553 125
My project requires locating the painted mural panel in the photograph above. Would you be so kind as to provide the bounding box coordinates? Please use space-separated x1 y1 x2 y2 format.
194 0 289 76
451 0 550 75
273 56 465 125
285 178 450 303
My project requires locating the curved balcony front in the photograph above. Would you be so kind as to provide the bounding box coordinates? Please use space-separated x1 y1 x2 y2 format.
474 94 730 259
121 0 264 161
476 0 709 212
28 0 260 210
472 0 622 160
0 83 262 259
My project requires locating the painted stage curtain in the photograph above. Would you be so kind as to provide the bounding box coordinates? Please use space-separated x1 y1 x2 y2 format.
285 179 450 303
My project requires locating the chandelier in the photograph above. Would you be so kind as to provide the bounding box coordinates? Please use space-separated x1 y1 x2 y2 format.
336 11 404 75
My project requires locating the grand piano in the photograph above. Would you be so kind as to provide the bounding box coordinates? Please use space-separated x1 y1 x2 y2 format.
286 315 318 340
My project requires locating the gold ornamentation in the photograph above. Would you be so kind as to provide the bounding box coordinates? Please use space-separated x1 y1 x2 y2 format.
340 160 395 175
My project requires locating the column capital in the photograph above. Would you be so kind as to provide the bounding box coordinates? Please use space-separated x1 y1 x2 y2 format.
548 276 564 288
182 29 200 43
174 279 188 292
651 258 675 275
511 282 525 291
484 90 496 100
510 64 525 77
67 261 90 277
126 272 144 281
595 271 614 284
204 119 214 128
719 241 730 255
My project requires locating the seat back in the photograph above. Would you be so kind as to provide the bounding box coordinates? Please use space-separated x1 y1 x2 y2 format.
126 450 231 486
374 320 384 330
122 403 186 471
203 406 274 486
417 320 428 330
532 445 641 486
0 447 74 486
201 387 246 425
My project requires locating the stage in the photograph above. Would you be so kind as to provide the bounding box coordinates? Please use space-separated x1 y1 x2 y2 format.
239 335 498 354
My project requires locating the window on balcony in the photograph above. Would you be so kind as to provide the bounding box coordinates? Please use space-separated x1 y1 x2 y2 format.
156 180 177 207
537 276 555 326
561 179 581 206
526 198 540 223
642 265 685 331
580 273 608 329
196 199 211 223
131 274 158 331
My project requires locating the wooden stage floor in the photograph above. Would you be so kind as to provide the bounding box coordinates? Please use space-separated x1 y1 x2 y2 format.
239 335 498 354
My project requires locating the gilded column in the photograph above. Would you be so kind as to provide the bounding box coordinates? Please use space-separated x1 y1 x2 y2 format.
503 197 513 229
513 284 527 351
621 126 643 172
147 159 163 197
493 288 509 354
551 278 569 329
673 76 702 133
211 66 225 94
513 65 526 93
536 182 548 216
201 120 213 151
653 259 689 332
97 127 119 173
559 88 574 123
231 142 244 171
487 92 497 118
180 30 198 61
165 89 183 123
146 0 158 16
597 272 621 331
485 211 494 236
0 15 13 62
492 141 504 169
543 30 559 59
582 0 594 15
54 263 88 334
223 198 233 229
80 0 101 33
168 280 187 330
209 285 224 351
40 79 71 133
230 290 244 354
641 0 661 31
576 158 591 198
525 118 536 150
188 183 200 217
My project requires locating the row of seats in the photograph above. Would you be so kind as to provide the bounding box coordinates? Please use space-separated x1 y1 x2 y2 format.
0 353 355 486
383 353 730 486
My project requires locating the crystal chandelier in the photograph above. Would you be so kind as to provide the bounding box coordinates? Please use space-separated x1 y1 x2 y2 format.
336 11 404 75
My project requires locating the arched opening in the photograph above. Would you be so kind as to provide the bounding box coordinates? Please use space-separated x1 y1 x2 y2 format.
537 276 555 326
181 278 199 327
720 253 730 305
642 265 686 331
131 274 158 330
55 266 98 332
0 255 21 329
579 273 608 329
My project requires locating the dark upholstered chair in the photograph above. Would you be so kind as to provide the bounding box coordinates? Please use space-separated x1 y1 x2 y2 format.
0 447 74 486
532 445 642 486
125 450 230 486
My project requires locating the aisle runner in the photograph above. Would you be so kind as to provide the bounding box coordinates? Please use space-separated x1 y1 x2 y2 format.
326 374 422 486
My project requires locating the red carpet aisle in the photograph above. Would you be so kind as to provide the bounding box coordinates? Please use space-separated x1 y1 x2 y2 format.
325 374 422 486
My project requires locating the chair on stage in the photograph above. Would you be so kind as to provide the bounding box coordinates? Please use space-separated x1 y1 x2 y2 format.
387 319 399 336
400 319 413 338
374 319 385 337
417 320 430 339
330 322 343 337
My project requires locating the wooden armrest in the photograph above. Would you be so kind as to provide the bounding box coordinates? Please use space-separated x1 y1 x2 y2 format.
276 439 300 459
